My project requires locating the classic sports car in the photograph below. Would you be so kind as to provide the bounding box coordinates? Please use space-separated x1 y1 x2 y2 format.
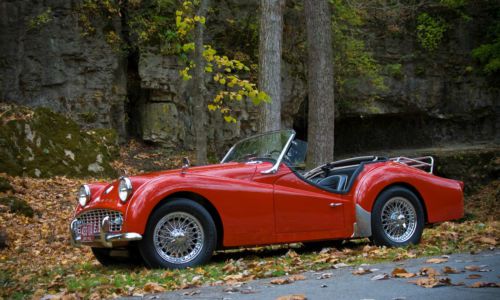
70 130 464 269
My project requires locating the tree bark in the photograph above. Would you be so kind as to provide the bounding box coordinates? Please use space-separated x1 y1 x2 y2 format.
193 0 210 165
258 0 285 132
304 0 335 168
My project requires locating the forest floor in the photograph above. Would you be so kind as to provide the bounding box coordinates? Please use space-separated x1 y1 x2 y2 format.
0 141 499 299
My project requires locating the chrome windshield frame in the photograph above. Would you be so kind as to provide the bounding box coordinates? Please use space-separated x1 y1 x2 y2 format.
220 130 296 174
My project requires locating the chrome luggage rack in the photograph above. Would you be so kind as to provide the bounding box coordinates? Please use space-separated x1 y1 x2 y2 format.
390 156 434 174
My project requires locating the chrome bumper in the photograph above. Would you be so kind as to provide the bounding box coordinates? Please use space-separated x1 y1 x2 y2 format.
70 215 142 248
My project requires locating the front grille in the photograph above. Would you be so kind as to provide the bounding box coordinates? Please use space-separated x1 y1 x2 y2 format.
75 209 122 235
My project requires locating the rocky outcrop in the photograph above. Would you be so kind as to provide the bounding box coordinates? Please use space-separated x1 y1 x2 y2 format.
0 0 127 138
332 3 500 154
0 104 118 178
0 0 498 157
136 51 260 153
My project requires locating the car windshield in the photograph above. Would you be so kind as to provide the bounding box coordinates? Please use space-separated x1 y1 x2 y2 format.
221 130 296 163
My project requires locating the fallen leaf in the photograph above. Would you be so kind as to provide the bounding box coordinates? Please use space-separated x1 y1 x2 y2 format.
289 275 306 281
190 275 203 284
409 277 451 288
442 266 461 274
240 288 256 294
467 274 482 279
286 249 299 258
61 293 79 300
478 237 497 246
224 274 245 282
223 286 239 293
479 268 492 272
425 258 448 264
352 267 372 275
419 267 441 277
276 294 307 300
465 265 481 272
183 290 200 296
271 278 292 285
271 275 305 285
223 261 237 273
333 263 349 269
317 272 333 279
468 282 500 288
391 268 416 278
143 282 166 293
371 273 390 280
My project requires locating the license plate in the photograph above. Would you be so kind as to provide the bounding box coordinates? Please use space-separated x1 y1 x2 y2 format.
80 223 95 242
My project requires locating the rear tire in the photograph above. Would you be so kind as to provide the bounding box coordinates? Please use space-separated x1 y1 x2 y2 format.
371 186 424 247
138 198 217 269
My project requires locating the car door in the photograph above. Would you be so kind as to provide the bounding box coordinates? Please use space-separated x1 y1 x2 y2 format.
272 171 349 242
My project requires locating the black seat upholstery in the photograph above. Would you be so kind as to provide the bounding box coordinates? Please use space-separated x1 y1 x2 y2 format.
317 174 348 191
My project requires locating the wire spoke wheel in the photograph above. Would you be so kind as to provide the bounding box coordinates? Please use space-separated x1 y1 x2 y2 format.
153 212 204 264
380 196 417 243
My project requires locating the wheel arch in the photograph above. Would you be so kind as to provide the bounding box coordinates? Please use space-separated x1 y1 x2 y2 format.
150 191 225 250
374 182 428 223
353 180 429 238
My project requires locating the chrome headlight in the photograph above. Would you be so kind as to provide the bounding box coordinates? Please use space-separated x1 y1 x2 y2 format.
118 177 133 203
78 185 90 207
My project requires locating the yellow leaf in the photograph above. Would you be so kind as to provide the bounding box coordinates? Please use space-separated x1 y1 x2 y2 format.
224 116 236 123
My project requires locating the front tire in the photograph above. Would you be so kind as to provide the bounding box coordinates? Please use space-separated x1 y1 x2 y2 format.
371 187 424 247
138 198 217 269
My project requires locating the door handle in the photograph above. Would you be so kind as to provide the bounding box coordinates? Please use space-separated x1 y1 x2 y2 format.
329 203 343 208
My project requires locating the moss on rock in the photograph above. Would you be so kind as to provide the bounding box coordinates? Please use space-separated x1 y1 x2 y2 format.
0 104 117 178
0 196 34 217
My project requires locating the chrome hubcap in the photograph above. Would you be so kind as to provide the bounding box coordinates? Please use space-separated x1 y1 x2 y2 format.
153 212 204 264
381 197 417 243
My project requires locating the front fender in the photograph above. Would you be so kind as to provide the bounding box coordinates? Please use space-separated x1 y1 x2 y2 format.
122 173 215 234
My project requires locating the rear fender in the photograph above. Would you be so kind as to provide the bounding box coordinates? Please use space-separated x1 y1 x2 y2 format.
352 163 463 237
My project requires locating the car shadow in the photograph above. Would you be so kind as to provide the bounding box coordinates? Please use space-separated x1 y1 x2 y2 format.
210 239 370 263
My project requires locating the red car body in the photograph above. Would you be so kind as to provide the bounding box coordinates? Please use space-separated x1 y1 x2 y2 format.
72 156 464 249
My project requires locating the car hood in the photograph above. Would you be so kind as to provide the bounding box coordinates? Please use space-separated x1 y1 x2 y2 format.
128 161 265 185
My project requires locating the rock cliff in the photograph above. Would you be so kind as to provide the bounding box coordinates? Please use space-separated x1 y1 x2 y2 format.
0 0 498 158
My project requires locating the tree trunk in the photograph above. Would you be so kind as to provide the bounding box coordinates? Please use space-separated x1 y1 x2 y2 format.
258 0 285 132
193 0 210 165
304 0 335 168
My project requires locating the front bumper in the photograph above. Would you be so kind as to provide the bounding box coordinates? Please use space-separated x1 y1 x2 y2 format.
70 215 142 248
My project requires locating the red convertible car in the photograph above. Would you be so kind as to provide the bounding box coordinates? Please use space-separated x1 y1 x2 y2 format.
70 130 464 269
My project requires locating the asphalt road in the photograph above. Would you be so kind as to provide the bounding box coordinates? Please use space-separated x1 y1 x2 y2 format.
122 250 500 300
